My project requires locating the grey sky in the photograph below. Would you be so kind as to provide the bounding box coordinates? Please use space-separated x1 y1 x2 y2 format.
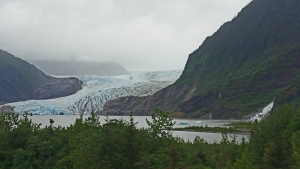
0 0 252 71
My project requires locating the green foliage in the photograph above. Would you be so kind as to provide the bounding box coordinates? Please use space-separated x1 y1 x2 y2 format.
174 121 254 133
291 131 300 168
230 148 255 169
173 0 300 118
173 126 242 133
1 105 300 168
250 103 300 168
146 107 175 139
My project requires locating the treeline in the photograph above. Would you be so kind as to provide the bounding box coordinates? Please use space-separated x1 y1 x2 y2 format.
0 105 299 168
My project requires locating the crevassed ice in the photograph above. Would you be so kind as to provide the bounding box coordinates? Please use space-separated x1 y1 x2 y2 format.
4 70 182 115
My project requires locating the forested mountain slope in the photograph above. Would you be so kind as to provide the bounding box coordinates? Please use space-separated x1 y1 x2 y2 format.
104 0 300 118
0 50 82 105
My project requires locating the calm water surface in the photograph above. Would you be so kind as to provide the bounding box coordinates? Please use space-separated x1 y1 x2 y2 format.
29 115 248 143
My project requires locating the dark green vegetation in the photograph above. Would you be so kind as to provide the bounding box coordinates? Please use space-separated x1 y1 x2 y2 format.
103 0 300 119
1 104 300 168
0 50 82 105
176 0 300 118
226 122 254 129
173 122 254 133
173 126 241 133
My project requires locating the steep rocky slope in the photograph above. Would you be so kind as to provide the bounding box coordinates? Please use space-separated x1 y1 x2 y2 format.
0 50 82 105
104 0 300 118
2 70 181 115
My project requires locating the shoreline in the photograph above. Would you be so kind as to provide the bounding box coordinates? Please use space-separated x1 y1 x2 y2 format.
172 129 250 135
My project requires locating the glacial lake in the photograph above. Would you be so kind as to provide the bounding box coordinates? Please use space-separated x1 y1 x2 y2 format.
29 115 248 143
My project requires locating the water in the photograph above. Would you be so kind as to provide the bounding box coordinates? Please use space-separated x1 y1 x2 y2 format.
5 70 182 115
29 115 248 143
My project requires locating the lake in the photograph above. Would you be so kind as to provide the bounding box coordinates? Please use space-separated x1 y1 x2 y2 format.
29 115 248 143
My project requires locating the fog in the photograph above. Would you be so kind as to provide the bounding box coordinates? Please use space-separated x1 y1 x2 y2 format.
30 60 129 76
0 0 252 71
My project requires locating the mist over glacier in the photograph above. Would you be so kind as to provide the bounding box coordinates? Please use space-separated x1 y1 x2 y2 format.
3 70 182 115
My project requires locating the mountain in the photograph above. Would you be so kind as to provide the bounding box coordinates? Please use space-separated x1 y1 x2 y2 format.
2 70 182 115
30 60 129 76
103 0 300 119
0 50 82 105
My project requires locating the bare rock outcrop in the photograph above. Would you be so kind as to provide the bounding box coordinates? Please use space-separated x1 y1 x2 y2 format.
0 50 82 104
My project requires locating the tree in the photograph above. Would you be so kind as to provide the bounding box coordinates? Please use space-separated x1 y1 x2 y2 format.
146 107 175 139
291 131 300 168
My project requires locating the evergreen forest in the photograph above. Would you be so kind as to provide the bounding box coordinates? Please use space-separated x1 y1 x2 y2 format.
1 105 300 169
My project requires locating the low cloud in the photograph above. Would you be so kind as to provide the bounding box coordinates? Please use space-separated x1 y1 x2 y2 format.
0 0 252 71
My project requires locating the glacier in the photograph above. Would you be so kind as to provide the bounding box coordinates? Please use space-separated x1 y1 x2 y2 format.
2 70 182 115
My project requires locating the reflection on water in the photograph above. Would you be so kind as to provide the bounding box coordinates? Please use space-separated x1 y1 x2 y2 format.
29 115 248 143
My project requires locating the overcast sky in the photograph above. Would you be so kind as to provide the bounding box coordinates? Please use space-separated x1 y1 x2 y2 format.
0 0 252 71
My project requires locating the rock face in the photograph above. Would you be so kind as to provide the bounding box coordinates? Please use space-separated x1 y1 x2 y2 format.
0 50 82 105
31 76 82 100
2 70 182 115
0 106 13 113
104 0 300 118
103 84 193 116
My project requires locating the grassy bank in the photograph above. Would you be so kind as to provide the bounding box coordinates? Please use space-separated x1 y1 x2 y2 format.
173 121 254 133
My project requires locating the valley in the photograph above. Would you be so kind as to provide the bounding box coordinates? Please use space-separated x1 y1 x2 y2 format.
1 0 300 168
2 70 182 115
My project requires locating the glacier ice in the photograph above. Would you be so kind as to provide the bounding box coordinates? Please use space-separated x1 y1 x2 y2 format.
2 70 182 115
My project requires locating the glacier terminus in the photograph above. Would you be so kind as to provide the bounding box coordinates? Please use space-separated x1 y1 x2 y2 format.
2 70 182 115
